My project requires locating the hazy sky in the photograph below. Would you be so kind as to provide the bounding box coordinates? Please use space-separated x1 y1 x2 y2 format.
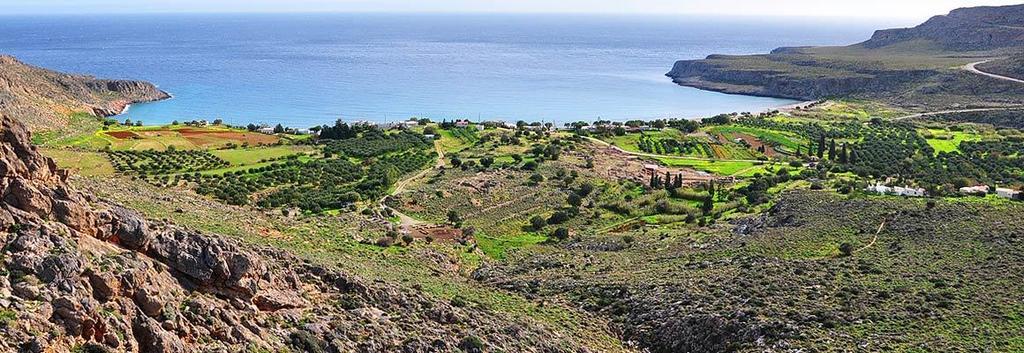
3 0 1021 20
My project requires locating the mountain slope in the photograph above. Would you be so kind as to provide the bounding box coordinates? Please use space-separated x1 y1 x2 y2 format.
666 4 1024 110
0 113 593 352
0 55 169 132
863 5 1024 50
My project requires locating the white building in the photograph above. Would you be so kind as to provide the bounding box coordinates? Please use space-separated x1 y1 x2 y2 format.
996 188 1021 199
959 185 989 195
893 186 927 197
455 120 470 128
866 183 926 197
257 127 275 134
866 184 892 194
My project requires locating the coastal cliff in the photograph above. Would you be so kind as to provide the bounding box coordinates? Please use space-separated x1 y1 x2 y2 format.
666 4 1024 108
0 55 169 131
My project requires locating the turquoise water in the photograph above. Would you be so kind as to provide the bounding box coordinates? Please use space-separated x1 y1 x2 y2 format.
0 13 893 126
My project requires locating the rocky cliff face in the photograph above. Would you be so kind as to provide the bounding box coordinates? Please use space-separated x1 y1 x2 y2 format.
0 55 169 131
665 56 936 101
0 114 575 352
665 4 1024 108
862 5 1024 51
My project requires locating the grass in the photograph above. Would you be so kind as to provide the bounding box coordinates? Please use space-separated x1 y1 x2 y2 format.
923 129 983 154
475 232 548 259
655 157 762 176
437 129 475 153
601 128 687 153
210 145 313 166
40 149 115 176
708 125 804 151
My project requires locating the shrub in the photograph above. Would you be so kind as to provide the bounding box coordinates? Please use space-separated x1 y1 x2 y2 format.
547 211 570 225
839 242 855 257
289 330 326 353
529 215 546 230
551 227 570 240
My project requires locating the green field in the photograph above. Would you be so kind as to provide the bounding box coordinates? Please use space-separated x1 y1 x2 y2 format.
708 125 804 151
210 145 314 166
40 149 114 176
655 157 763 176
923 129 983 154
601 128 688 153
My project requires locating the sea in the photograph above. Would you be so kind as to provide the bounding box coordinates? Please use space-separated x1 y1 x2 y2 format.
0 13 903 127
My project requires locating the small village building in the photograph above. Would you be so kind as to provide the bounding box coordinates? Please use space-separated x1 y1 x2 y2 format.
893 186 927 197
959 185 989 196
423 134 436 140
643 164 660 174
866 183 926 197
996 188 1021 199
866 183 892 194
257 127 275 134
455 120 470 128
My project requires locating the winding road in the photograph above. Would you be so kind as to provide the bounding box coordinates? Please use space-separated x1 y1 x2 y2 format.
887 60 1024 121
963 60 1024 84
379 139 447 231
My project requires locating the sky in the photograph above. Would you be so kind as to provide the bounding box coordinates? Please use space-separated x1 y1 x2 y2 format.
2 0 1021 21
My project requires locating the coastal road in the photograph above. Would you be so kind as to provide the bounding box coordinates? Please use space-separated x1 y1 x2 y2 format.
963 60 1024 84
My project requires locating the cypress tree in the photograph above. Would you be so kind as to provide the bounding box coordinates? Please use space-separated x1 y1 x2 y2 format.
664 171 672 189
839 143 849 164
701 195 714 214
817 135 825 159
828 139 836 160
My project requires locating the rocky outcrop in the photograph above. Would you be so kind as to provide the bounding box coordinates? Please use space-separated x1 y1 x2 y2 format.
0 55 169 131
665 5 1024 108
862 4 1024 51
0 113 579 352
666 56 936 101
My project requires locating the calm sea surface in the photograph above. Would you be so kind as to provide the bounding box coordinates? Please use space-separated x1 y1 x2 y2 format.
0 13 899 126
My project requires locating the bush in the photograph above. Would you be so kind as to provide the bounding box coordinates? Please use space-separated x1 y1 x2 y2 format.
839 242 855 257
547 211 570 225
551 227 570 240
289 330 326 353
529 215 547 230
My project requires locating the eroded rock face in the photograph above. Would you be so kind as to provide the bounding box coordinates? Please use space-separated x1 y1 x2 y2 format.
0 114 582 352
0 55 170 132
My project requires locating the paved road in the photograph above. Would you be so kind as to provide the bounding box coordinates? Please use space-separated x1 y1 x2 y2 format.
963 60 1024 84
887 60 1024 121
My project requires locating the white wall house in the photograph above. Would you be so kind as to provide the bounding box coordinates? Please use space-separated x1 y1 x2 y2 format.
996 188 1021 199
959 185 989 195
866 183 926 197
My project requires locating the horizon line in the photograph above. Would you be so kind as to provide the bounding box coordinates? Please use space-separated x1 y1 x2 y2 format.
0 10 927 21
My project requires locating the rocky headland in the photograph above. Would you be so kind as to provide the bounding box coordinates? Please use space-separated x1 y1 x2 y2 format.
0 55 169 132
666 4 1024 109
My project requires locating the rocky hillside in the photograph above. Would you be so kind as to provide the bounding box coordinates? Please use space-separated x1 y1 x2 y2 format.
862 4 1024 50
666 4 1024 109
0 55 168 132
476 191 1024 352
0 114 581 352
